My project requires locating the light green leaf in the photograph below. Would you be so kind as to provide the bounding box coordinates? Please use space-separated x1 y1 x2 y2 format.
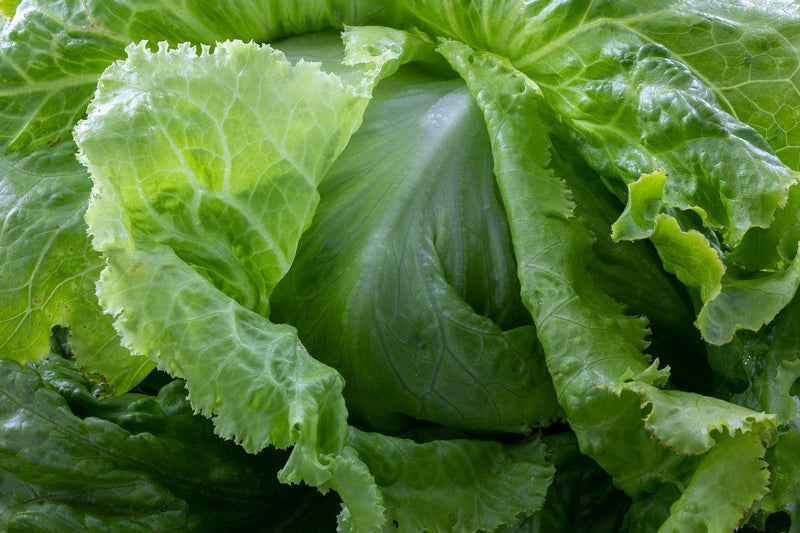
614 170 800 345
77 39 378 315
613 375 777 456
730 183 800 271
78 31 432 531
0 141 152 393
439 38 675 498
698 250 800 344
658 432 770 533
399 0 800 242
95 245 384 529
347 428 554 533
442 39 777 532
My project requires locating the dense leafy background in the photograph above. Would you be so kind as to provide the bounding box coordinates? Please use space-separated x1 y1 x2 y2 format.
2 1 800 531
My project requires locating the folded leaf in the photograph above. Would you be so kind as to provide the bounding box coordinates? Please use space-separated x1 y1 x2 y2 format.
271 62 561 434
347 428 554 532
442 40 775 531
76 30 443 531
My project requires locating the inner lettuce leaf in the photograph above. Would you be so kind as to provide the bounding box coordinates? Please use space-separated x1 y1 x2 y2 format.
74 29 554 531
270 63 561 434
613 170 800 345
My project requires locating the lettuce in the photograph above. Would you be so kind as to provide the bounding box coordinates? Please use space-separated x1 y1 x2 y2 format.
2 1 800 531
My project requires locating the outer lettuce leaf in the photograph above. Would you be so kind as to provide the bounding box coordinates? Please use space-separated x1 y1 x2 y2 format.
0 140 152 392
0 0 399 152
0 0 129 151
658 433 770 533
697 257 800 345
441 40 775 531
347 428 554 532
611 368 776 456
440 38 670 494
396 0 800 242
614 170 800 345
75 34 411 530
0 355 341 532
400 1 800 352
271 63 561 434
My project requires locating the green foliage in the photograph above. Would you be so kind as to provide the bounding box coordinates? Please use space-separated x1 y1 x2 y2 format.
2 1 800 531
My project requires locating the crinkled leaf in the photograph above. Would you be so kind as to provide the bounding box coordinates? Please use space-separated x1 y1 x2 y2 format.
697 251 800 344
614 170 800 345
0 0 401 152
0 141 152 392
400 0 800 242
347 428 553 533
442 40 777 532
77 31 434 531
613 170 724 303
658 432 770 533
77 39 383 315
613 371 777 456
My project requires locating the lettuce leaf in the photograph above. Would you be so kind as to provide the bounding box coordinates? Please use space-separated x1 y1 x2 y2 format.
3 1 800 531
271 62 561 434
0 355 341 532
0 140 152 392
441 39 777 531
